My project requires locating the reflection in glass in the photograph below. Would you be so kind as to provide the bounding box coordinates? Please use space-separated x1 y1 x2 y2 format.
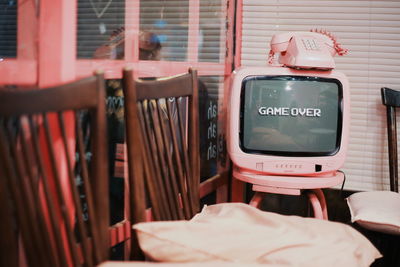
140 0 189 61
198 76 224 180
0 0 17 58
77 0 125 59
139 30 162 60
199 0 225 63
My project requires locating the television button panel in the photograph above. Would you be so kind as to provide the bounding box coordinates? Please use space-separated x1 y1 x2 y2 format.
275 163 303 169
273 163 303 170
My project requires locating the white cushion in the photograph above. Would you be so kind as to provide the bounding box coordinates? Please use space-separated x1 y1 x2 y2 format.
99 262 270 267
133 203 380 266
347 190 400 235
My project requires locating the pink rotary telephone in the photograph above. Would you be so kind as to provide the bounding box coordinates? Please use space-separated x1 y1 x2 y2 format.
268 29 348 70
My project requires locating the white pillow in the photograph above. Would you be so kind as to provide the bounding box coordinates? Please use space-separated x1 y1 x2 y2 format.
99 262 271 267
133 203 381 266
346 191 400 235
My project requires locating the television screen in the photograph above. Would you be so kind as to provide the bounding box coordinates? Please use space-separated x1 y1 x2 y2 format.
240 76 342 156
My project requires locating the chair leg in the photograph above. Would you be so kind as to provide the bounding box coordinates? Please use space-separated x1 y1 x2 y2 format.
216 183 229 203
306 191 328 220
249 192 264 208
231 178 246 202
311 189 328 219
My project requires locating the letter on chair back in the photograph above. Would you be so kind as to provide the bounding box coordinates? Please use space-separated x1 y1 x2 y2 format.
122 68 200 225
0 73 109 267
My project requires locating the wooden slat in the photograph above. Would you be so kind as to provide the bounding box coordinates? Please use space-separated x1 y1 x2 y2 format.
58 112 93 267
0 123 41 267
155 100 185 220
14 118 59 267
166 99 192 219
42 113 81 267
75 112 102 263
137 102 169 220
0 158 18 267
28 115 69 267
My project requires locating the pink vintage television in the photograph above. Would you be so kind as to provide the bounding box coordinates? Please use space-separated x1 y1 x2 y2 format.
227 66 350 176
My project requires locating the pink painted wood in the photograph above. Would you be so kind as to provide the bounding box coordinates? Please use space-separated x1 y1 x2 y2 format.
234 0 243 69
233 166 344 190
249 192 264 208
39 0 76 86
307 192 325 220
225 0 235 75
188 0 200 63
76 60 226 79
312 189 328 219
124 0 139 62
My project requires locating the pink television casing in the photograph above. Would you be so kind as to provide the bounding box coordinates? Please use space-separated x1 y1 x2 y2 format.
227 66 350 177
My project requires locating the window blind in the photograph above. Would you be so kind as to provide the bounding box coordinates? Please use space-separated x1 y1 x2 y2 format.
77 0 125 59
240 0 400 191
140 0 189 61
0 0 17 58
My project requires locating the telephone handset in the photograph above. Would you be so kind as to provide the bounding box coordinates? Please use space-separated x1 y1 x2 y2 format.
268 30 347 70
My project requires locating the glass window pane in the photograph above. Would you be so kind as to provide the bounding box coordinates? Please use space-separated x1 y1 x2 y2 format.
199 76 226 180
0 0 17 58
105 78 125 225
77 0 125 59
140 0 189 61
199 0 226 63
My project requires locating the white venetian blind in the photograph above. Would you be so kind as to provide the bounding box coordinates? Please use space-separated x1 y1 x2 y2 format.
240 0 400 191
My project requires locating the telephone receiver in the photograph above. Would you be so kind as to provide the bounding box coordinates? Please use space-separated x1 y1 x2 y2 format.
269 31 346 70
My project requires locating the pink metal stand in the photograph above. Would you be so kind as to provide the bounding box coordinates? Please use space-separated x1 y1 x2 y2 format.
232 166 344 220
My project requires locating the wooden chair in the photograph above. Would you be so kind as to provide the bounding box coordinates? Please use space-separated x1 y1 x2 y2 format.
122 68 209 260
381 87 400 193
121 67 233 261
346 87 400 266
0 73 109 267
122 68 200 225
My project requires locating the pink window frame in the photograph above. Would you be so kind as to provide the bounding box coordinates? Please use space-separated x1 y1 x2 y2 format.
37 0 232 83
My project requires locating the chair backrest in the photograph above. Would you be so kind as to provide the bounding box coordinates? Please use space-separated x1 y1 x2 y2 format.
122 68 200 225
0 73 109 267
381 87 400 192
